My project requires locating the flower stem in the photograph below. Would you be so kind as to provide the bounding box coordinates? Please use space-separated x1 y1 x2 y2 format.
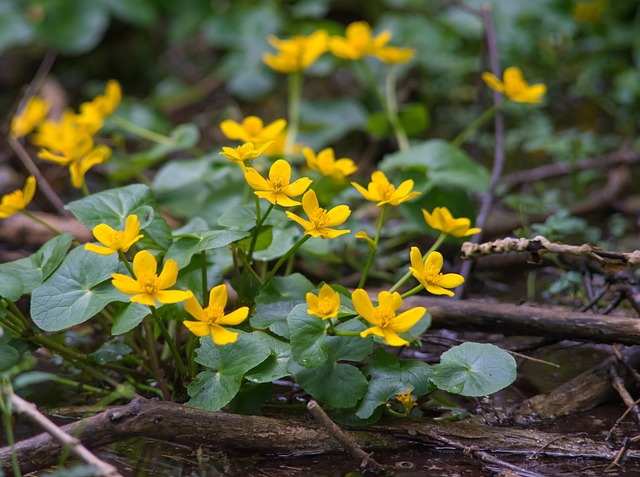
81 182 90 197
389 232 447 293
264 234 311 285
284 71 302 158
111 115 175 146
118 250 136 278
248 202 274 263
0 382 22 477
401 284 424 299
200 251 209 307
451 103 504 148
150 306 187 381
385 65 410 152
358 205 386 288
142 315 171 400
331 330 361 337
20 209 62 236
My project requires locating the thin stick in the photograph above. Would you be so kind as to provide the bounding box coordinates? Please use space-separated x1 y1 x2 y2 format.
458 3 505 295
421 430 546 477
306 400 387 472
9 138 68 215
11 394 122 477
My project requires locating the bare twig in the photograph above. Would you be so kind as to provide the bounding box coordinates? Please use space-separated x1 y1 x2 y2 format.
608 365 640 425
420 430 546 477
458 3 505 294
10 394 121 477
501 147 639 191
460 235 640 271
306 400 387 472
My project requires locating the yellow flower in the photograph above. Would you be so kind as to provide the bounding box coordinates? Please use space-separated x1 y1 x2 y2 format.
329 21 391 60
85 214 144 256
10 96 50 138
267 129 304 157
303 147 357 182
183 284 249 345
35 111 95 166
244 159 312 207
395 388 417 411
306 284 341 320
69 144 111 189
329 21 414 64
481 67 546 104
409 248 464 297
422 207 481 238
219 141 273 164
76 80 122 134
263 30 329 73
286 189 351 239
352 171 420 206
376 46 415 64
111 250 190 306
0 176 36 219
352 289 425 347
220 116 286 145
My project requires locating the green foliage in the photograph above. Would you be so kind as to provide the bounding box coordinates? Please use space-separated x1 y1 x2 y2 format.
288 303 328 367
187 333 271 411
356 348 434 419
431 342 517 397
0 234 73 296
30 247 123 331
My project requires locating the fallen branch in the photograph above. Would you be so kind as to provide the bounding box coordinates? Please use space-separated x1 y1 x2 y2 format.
460 235 640 272
10 394 121 477
1 398 636 475
404 296 640 345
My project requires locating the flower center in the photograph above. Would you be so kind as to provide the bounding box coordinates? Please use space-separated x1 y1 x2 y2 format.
374 306 395 328
269 173 290 192
376 182 394 200
317 297 335 315
141 276 157 295
310 208 328 228
423 264 442 284
204 306 224 326
244 117 263 136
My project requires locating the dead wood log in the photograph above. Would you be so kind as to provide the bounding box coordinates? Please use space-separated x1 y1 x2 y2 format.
404 296 640 345
1 398 636 475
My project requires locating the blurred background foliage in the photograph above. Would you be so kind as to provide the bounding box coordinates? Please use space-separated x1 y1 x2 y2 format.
1 0 638 241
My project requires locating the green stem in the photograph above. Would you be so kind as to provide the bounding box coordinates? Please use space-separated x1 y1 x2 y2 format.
332 330 361 337
111 115 175 146
142 316 170 400
248 202 274 263
150 306 187 380
237 250 264 284
389 232 447 293
401 284 424 299
118 250 136 278
264 234 311 285
20 209 62 236
0 383 21 477
200 251 209 307
385 65 410 152
284 71 302 158
451 103 503 148
358 205 386 288
81 182 90 197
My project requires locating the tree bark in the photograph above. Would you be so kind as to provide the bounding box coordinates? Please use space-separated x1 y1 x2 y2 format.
404 296 640 345
0 398 635 475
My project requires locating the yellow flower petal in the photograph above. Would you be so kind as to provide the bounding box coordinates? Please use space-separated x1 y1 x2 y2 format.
185 294 205 321
210 325 239 345
183 320 211 337
219 307 249 326
156 259 179 290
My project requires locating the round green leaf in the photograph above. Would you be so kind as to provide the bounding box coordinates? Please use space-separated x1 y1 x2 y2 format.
187 333 270 411
111 302 149 335
431 342 517 397
288 303 328 368
31 247 123 331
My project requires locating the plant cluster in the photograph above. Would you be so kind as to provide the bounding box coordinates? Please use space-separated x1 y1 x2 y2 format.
0 18 559 428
